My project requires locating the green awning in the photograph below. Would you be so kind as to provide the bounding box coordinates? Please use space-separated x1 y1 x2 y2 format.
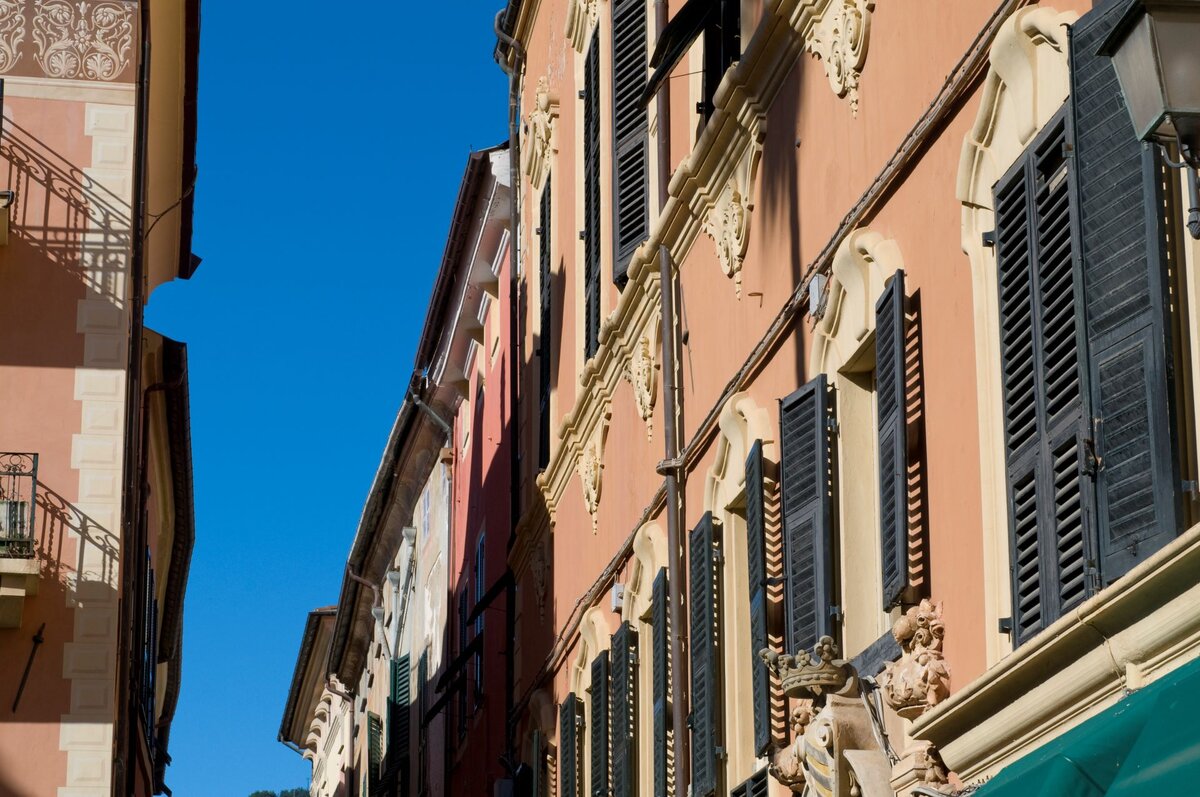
973 655 1200 797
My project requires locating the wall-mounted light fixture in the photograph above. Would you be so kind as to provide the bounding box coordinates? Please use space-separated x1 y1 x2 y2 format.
1101 0 1200 237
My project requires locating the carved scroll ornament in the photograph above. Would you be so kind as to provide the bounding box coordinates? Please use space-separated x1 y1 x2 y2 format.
879 599 950 719
577 434 603 533
622 326 657 439
702 138 761 298
805 0 874 116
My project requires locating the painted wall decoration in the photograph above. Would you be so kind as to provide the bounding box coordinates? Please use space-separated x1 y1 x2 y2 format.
0 0 136 81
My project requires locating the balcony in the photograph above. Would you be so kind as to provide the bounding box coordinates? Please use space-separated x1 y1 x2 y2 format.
0 453 39 629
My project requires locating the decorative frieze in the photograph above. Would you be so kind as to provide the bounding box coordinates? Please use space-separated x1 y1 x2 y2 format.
879 599 950 719
0 1 26 73
33 0 134 81
803 0 874 116
523 76 558 191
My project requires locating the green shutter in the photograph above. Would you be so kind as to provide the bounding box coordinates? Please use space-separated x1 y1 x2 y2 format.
611 622 638 797
611 0 649 284
590 652 610 797
1070 3 1181 584
584 28 602 359
745 440 770 756
650 568 670 797
388 655 411 796
779 375 836 653
561 693 583 797
368 712 384 795
689 513 719 797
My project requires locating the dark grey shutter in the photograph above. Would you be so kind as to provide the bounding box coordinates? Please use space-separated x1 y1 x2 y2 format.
744 440 770 756
1070 6 1180 584
650 568 669 797
730 769 769 797
590 652 610 797
530 729 545 797
689 513 719 797
584 29 602 358
994 108 1095 645
611 0 648 285
561 693 583 797
539 178 553 469
779 375 836 653
876 271 909 608
610 623 638 797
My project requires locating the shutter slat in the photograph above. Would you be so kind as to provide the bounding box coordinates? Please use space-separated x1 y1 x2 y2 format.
744 440 770 756
584 29 602 358
611 0 648 282
779 375 835 654
590 652 610 797
1070 4 1180 584
561 693 583 797
876 271 908 608
689 514 719 797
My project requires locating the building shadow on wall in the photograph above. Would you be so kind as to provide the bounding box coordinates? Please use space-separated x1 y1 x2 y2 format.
0 117 131 369
0 479 118 736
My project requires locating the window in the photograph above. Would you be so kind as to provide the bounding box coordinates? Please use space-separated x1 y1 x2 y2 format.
457 590 468 739
420 486 431 542
473 534 485 708
993 5 1182 646
583 28 602 360
609 622 638 797
700 0 740 120
611 0 649 285
539 179 554 470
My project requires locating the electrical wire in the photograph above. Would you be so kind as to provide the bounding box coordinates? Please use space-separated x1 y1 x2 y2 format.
143 165 197 240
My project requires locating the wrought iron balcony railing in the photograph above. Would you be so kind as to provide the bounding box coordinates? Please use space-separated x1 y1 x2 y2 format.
0 453 37 558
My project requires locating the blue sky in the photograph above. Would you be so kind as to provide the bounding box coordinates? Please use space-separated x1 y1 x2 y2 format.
144 3 507 794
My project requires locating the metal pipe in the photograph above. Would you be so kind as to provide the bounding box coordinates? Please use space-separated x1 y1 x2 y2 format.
653 0 690 790
410 390 453 438
495 7 525 767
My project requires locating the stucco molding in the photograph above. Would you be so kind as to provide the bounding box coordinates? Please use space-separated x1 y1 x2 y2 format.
955 5 1075 668
523 76 559 192
622 522 667 627
576 419 608 533
878 599 950 720
808 228 902 379
802 0 875 116
912 523 1200 784
704 392 775 516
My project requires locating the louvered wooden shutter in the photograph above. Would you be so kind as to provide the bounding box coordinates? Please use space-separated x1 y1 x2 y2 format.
744 440 770 756
650 568 670 797
730 768 769 797
388 655 411 796
994 108 1095 645
561 693 583 797
611 0 648 285
611 623 638 797
876 272 909 609
530 729 549 797
584 29 602 359
779 375 836 654
689 513 719 797
1070 5 1180 584
590 652 610 797
539 178 553 469
368 712 384 795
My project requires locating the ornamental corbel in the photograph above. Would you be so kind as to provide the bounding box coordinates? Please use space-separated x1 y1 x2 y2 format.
804 0 874 116
702 138 761 298
523 76 559 191
878 599 950 719
621 319 658 439
577 429 605 533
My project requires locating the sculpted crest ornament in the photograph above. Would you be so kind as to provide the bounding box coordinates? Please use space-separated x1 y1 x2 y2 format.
33 0 134 81
878 599 950 719
523 76 558 190
805 0 874 116
702 136 761 298
577 436 603 533
622 327 657 439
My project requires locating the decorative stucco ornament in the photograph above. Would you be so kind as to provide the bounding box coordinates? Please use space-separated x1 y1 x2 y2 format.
622 328 657 439
565 0 599 53
702 138 761 298
805 0 874 116
0 0 27 73
524 76 558 191
530 543 548 622
577 435 603 533
770 705 814 791
33 0 134 81
762 636 857 699
878 599 950 719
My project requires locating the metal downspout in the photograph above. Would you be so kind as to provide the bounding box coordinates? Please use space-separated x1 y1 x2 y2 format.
653 0 690 792
495 8 525 770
